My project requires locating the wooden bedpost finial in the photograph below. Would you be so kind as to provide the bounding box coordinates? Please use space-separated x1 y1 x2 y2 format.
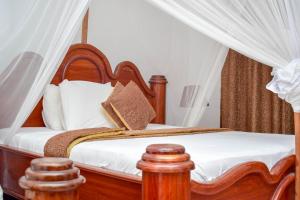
149 75 167 124
19 157 85 200
137 144 194 200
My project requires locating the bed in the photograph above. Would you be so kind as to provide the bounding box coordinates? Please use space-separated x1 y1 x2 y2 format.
0 44 296 200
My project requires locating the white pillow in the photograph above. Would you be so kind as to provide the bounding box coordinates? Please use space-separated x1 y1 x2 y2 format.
42 84 64 130
59 80 115 130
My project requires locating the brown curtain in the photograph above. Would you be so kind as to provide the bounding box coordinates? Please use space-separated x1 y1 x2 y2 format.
221 49 294 134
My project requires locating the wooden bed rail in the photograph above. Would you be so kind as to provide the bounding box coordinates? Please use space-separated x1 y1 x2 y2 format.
16 143 295 200
137 144 195 200
18 144 194 200
19 157 85 200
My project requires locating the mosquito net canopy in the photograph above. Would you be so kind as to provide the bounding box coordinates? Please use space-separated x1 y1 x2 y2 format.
0 0 89 142
0 0 299 142
147 0 300 110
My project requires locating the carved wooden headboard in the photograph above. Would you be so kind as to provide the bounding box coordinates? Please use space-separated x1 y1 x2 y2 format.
23 43 167 127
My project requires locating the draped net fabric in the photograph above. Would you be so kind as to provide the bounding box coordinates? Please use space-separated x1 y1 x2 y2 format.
88 0 228 127
0 0 90 142
146 0 300 112
1 0 300 139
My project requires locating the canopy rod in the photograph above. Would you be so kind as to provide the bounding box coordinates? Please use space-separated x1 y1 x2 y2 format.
81 9 89 44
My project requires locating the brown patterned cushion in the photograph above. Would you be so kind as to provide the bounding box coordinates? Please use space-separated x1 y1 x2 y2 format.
101 82 126 128
110 81 156 130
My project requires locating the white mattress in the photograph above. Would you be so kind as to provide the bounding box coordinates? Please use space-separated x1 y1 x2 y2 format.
0 124 295 183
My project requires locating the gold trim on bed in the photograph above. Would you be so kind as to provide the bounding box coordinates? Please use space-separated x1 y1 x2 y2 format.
44 127 231 158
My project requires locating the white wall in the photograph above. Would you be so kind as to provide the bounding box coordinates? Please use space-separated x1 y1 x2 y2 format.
83 0 224 127
198 79 221 127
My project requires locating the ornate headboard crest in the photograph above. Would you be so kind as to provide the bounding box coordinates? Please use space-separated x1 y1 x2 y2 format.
24 44 167 127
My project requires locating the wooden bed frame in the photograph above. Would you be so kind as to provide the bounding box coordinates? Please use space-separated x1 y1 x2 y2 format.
0 44 296 200
23 44 167 126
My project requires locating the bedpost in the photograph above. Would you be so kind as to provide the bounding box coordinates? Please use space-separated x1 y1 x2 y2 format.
19 157 85 200
149 75 167 124
294 112 300 200
137 144 194 200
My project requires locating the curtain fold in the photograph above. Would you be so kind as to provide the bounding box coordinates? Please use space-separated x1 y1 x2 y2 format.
221 50 294 134
0 0 90 143
146 0 300 112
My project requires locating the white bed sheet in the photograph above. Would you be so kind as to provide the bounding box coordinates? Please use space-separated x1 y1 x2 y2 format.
0 124 295 183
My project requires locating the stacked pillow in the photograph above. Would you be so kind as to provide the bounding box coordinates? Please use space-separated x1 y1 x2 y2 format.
43 80 114 130
59 80 115 130
42 80 156 131
101 82 125 128
42 84 64 130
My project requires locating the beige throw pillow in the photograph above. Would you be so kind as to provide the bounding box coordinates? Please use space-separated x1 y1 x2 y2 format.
110 81 156 130
101 82 126 128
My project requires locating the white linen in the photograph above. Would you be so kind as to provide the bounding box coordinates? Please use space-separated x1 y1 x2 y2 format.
0 0 90 143
59 80 114 130
3 126 294 183
146 0 300 111
146 123 180 129
42 84 64 130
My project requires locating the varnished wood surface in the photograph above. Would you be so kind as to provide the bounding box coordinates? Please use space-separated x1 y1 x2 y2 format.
294 112 300 200
0 144 295 200
0 144 141 200
137 144 194 200
19 157 85 200
149 76 167 124
191 155 295 199
23 43 167 127
81 9 89 44
1 43 295 199
272 173 295 200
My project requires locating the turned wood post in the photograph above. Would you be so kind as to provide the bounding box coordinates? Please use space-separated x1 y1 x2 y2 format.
149 75 167 124
137 144 194 200
294 113 300 200
81 9 89 44
19 157 85 200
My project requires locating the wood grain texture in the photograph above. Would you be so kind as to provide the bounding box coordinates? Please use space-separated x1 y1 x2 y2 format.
149 76 167 124
23 43 167 127
190 155 295 200
294 112 300 200
0 144 295 200
81 9 89 44
1 43 295 199
137 144 194 200
272 173 295 200
0 145 141 200
19 157 85 200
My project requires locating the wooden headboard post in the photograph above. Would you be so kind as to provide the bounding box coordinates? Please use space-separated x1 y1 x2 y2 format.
19 157 85 200
149 75 167 124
